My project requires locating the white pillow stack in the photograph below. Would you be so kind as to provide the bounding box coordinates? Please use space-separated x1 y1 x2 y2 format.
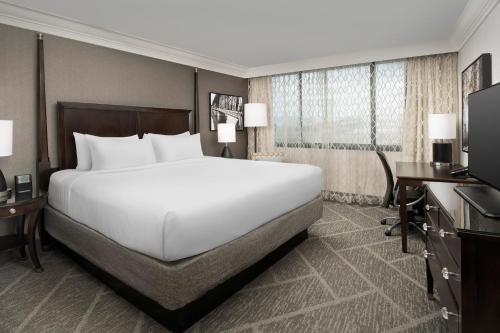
73 131 204 170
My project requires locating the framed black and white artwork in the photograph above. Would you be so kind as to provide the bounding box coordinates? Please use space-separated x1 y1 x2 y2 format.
461 53 492 152
209 92 244 131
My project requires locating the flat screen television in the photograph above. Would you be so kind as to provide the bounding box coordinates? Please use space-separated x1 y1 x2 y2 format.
468 82 500 191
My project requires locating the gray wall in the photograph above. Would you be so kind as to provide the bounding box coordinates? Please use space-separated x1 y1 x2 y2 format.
0 23 247 235
198 69 248 158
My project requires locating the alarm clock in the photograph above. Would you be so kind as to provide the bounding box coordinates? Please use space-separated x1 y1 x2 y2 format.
14 174 32 201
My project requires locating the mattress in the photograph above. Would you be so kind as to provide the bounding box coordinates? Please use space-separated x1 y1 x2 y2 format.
48 157 322 261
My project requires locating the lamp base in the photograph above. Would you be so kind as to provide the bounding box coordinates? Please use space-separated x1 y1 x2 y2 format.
430 161 452 167
221 145 233 158
0 168 7 192
431 143 452 166
0 189 10 203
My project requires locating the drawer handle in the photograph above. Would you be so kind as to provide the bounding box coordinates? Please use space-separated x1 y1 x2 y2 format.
439 228 455 238
425 204 438 212
9 208 16 215
422 223 433 232
422 250 434 259
441 306 459 320
441 267 460 281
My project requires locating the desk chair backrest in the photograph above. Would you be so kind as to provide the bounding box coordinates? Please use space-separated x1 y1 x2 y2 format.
376 150 395 208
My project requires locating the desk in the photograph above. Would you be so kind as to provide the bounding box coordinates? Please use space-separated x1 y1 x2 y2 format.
396 162 478 252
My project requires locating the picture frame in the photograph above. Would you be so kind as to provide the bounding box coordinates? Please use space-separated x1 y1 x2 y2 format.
461 53 492 153
209 92 244 131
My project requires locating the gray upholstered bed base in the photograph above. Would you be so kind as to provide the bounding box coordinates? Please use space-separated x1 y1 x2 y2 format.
45 196 323 310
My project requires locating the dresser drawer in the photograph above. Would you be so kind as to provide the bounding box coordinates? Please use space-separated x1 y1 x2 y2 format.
425 189 461 267
425 191 440 229
438 209 461 268
0 204 29 218
427 240 460 332
427 229 461 305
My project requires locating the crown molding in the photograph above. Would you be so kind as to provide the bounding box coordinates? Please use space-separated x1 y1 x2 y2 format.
1 0 497 79
245 40 456 78
0 1 248 77
451 0 499 49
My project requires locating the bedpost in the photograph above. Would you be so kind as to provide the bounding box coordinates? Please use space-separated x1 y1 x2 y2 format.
194 68 199 134
36 33 51 193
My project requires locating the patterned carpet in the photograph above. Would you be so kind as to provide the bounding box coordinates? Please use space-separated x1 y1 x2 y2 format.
0 202 447 333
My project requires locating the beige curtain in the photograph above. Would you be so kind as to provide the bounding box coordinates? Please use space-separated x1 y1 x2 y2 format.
402 53 459 162
248 77 274 159
248 53 458 204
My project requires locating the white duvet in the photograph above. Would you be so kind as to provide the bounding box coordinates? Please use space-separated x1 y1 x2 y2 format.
49 157 322 261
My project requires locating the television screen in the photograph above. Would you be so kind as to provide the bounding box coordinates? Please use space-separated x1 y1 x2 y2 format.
468 82 500 191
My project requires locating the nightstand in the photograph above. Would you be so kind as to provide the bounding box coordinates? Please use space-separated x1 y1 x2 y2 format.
0 192 47 272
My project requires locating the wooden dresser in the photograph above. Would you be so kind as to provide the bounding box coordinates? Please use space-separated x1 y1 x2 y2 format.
424 182 500 333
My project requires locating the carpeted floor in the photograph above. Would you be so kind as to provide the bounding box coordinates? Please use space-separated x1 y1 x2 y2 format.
0 202 446 333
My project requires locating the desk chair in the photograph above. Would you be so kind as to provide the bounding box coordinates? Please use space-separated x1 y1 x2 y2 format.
376 151 425 236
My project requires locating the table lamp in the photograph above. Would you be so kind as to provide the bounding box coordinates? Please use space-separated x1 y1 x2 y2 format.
244 103 268 153
0 120 13 202
428 113 456 166
217 123 236 158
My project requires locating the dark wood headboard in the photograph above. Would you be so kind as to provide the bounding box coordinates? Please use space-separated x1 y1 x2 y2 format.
57 102 191 170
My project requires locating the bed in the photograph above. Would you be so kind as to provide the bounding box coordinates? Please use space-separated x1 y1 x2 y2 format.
38 102 323 332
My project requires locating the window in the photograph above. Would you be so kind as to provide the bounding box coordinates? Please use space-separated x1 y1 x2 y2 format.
272 60 406 151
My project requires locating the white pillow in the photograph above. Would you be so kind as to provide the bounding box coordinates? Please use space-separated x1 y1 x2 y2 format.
149 133 203 162
86 134 156 170
74 132 92 170
73 133 138 170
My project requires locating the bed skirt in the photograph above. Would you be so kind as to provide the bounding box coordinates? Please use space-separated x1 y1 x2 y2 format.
44 196 323 311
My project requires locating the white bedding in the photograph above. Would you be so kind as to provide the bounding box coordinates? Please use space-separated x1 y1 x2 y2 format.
48 157 322 261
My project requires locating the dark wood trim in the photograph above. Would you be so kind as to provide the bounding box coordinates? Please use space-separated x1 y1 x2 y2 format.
194 68 199 134
36 33 52 193
57 101 192 114
27 210 43 272
55 230 308 333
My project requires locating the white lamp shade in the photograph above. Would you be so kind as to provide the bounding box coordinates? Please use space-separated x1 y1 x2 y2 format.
428 113 456 140
0 120 13 157
244 103 268 127
217 123 236 143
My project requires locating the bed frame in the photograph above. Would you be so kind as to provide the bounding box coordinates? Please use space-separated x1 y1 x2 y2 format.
36 35 319 332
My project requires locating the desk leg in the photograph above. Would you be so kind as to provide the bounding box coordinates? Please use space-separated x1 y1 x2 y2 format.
27 210 43 272
16 216 27 260
399 181 408 253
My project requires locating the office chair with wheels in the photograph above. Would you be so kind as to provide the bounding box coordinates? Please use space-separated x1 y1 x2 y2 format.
376 151 425 236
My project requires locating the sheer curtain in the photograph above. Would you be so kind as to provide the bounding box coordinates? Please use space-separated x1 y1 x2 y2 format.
248 53 458 204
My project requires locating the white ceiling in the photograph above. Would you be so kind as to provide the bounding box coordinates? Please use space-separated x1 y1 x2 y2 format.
0 0 496 77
